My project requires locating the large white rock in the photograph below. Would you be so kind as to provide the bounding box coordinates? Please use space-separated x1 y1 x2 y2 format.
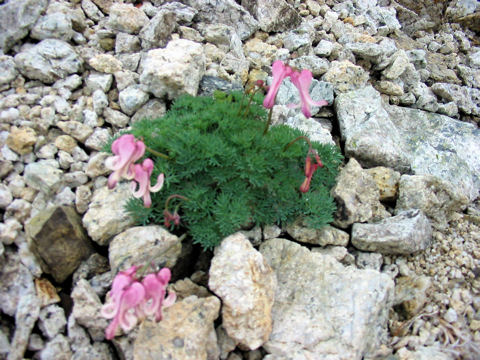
209 233 276 350
140 39 206 99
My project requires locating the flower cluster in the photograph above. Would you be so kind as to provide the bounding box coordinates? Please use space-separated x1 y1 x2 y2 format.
263 60 328 118
300 148 324 193
105 134 164 207
101 266 176 340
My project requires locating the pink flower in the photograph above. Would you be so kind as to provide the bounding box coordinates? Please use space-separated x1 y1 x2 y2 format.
163 209 181 227
101 266 146 340
131 158 165 208
263 60 293 109
299 150 323 193
139 268 176 322
289 69 329 118
105 135 146 189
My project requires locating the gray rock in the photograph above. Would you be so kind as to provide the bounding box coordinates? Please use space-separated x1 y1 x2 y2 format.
5 198 32 223
88 54 122 74
314 40 334 57
0 218 23 245
335 86 411 172
395 175 469 227
108 3 149 34
209 233 276 350
81 0 104 22
114 70 139 91
260 238 394 360
183 0 258 40
365 166 401 202
14 39 83 84
285 114 335 145
446 0 479 19
131 99 167 123
289 55 330 77
431 82 480 116
286 220 349 247
37 334 72 360
133 295 220 360
7 293 41 360
0 184 13 210
198 75 243 97
68 314 113 360
115 32 141 54
323 60 370 94
331 158 390 229
139 9 176 50
55 187 76 207
104 108 129 128
57 120 93 143
39 305 67 339
0 0 48 52
457 64 480 89
24 161 63 195
351 209 432 255
92 90 108 115
382 50 410 80
355 252 383 271
394 275 432 318
283 32 311 52
0 56 18 87
109 226 182 274
30 12 74 41
119 85 150 116
241 0 301 33
0 249 36 317
71 279 109 341
82 183 135 246
86 73 113 93
140 39 206 99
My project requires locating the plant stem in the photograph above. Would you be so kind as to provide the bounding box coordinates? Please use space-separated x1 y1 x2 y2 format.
165 194 189 210
283 135 312 152
146 146 169 160
263 108 274 135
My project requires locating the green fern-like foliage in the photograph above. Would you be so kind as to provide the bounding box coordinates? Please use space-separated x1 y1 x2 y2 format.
123 91 342 250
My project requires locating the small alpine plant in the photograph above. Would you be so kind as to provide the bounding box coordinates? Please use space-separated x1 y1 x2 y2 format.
105 61 342 250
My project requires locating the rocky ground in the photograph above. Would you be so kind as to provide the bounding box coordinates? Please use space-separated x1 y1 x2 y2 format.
0 0 480 359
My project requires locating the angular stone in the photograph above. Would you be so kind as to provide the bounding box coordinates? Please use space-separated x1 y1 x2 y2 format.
366 167 401 202
140 39 206 99
130 99 167 124
139 9 176 50
56 120 93 142
109 226 182 274
24 161 63 195
0 0 48 52
260 238 394 359
286 220 349 247
88 54 123 74
395 175 469 227
6 127 37 155
71 279 109 341
335 86 410 172
26 206 94 283
182 0 258 40
351 209 432 255
119 85 150 116
0 55 18 86
37 334 72 360
14 39 83 84
209 233 276 350
30 12 74 41
241 0 301 33
133 295 221 360
382 50 410 80
39 305 67 339
104 108 129 128
394 275 432 318
35 278 61 307
331 158 390 229
108 3 149 34
322 60 369 94
431 82 480 116
82 183 135 246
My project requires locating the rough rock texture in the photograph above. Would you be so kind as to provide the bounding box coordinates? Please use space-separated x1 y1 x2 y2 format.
133 295 221 360
108 225 182 274
82 183 135 246
285 220 349 247
140 39 206 99
241 0 301 33
14 39 83 84
0 0 48 52
26 206 93 283
351 209 433 255
331 158 390 229
209 233 276 350
260 238 394 360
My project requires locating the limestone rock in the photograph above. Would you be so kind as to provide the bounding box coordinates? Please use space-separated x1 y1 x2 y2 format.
139 9 176 50
322 60 369 94
260 238 394 360
82 183 135 246
30 12 74 41
38 305 67 340
0 55 18 87
6 127 37 155
108 3 149 34
109 226 182 274
26 206 94 283
24 161 63 195
331 158 390 229
14 39 83 84
366 167 401 202
130 99 167 124
395 175 469 227
335 86 411 172
209 233 276 350
37 334 72 360
286 220 349 247
56 120 93 142
118 85 150 116
133 295 221 360
351 209 432 255
0 0 48 52
394 275 432 319
88 54 123 74
140 39 206 99
241 0 301 33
